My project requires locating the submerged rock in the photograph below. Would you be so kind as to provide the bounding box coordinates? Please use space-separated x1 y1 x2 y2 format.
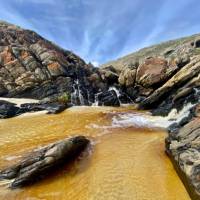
20 102 70 114
0 136 90 188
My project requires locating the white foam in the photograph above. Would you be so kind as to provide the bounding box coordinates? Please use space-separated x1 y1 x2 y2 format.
88 102 196 130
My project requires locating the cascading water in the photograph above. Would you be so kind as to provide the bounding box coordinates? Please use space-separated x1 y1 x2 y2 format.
71 79 85 105
108 87 121 104
92 92 101 106
109 86 134 105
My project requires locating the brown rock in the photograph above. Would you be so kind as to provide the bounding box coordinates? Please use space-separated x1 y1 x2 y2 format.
0 136 90 188
118 68 136 87
141 56 200 108
166 116 200 200
136 58 177 87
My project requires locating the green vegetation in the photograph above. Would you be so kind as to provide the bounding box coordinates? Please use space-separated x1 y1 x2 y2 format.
57 92 71 104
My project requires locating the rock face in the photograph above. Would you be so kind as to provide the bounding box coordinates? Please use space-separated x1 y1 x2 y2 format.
0 21 108 105
0 136 90 188
166 105 200 200
102 33 200 115
1 20 199 112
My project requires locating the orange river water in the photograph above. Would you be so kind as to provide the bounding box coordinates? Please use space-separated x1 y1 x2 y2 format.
0 106 190 200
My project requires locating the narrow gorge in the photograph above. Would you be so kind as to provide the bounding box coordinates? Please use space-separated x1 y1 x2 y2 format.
0 21 200 200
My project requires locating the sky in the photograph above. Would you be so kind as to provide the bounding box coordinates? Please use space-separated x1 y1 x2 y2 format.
0 0 200 66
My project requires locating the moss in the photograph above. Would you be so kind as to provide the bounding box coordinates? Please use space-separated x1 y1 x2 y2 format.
57 92 71 104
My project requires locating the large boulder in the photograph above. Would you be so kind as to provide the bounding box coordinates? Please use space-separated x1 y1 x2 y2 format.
0 136 90 188
140 56 200 109
96 90 120 106
136 57 177 88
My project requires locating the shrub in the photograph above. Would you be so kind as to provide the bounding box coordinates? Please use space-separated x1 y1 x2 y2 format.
57 92 70 104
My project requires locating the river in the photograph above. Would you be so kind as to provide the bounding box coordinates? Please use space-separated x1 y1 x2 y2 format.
0 106 190 200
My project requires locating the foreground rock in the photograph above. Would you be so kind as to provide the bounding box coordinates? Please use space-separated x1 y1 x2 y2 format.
0 136 90 188
166 105 200 200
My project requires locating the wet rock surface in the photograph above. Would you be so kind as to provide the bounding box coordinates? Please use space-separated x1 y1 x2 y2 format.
0 136 90 188
96 90 120 107
0 100 70 118
166 105 200 200
0 100 20 118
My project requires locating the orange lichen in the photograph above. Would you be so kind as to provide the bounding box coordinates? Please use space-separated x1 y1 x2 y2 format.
47 62 60 70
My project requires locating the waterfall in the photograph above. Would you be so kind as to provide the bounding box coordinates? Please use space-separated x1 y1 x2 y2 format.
109 86 121 104
109 86 134 105
71 80 85 106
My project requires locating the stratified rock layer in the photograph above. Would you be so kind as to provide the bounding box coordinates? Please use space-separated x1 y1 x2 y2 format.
166 105 200 200
0 21 108 105
0 136 90 188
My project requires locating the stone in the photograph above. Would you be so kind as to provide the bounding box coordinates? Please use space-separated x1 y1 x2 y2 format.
0 100 20 118
0 136 90 188
166 116 200 200
136 57 175 88
140 56 200 109
118 68 136 87
96 90 120 106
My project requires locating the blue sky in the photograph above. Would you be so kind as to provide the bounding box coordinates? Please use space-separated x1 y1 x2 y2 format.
1 0 200 66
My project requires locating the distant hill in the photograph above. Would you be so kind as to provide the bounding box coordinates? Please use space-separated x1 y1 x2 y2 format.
102 33 200 72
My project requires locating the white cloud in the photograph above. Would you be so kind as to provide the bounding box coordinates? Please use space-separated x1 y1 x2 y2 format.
15 0 55 4
91 61 99 67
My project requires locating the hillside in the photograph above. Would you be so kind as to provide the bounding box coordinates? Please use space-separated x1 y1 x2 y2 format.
102 33 200 72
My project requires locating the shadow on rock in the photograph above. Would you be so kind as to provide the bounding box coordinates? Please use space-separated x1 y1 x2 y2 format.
0 136 90 189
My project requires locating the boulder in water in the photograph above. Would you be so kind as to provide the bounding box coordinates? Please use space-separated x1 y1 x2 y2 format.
96 90 120 106
0 136 90 188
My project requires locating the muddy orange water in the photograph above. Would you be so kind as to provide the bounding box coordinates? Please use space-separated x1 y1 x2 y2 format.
0 106 190 200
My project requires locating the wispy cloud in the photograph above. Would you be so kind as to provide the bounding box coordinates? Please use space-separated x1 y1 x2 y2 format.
15 0 55 4
0 0 200 64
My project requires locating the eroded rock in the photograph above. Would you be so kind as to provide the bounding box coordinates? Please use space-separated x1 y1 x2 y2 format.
0 136 90 188
166 105 200 200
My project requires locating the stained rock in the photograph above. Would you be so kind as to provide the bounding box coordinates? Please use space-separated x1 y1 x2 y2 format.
136 57 178 88
0 136 90 188
140 56 200 109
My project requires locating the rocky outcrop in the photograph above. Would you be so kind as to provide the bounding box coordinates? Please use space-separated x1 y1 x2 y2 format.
102 34 200 200
140 56 200 109
166 105 200 200
102 33 200 115
2 20 200 112
0 136 90 188
0 21 109 105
